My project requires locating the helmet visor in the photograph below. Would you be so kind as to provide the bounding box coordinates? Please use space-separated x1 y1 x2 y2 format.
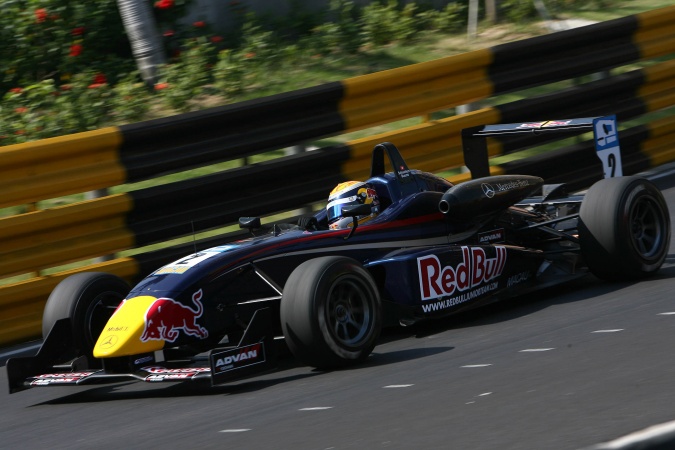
326 195 360 223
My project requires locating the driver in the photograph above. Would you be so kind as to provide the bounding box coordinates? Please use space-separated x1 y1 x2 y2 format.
326 181 380 230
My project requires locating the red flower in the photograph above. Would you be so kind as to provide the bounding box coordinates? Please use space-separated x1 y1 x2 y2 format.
155 0 174 9
244 52 256 59
60 84 72 91
35 9 47 23
88 83 104 89
69 44 83 57
15 130 26 135
93 73 107 85
9 87 22 94
15 107 28 114
163 29 175 37
71 27 85 36
193 21 206 28
210 35 223 43
154 83 169 91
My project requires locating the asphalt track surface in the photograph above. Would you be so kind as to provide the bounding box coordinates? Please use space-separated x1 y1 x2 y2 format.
3 170 675 450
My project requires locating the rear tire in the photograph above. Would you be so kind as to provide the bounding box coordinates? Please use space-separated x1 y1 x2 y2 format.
281 256 382 369
579 176 670 280
42 272 129 359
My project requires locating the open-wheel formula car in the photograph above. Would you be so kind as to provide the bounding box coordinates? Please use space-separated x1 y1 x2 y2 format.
7 117 671 393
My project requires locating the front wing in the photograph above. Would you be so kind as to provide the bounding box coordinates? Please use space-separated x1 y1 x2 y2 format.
8 308 277 393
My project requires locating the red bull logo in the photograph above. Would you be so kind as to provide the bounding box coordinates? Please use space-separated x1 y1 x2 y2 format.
140 289 208 343
418 246 507 301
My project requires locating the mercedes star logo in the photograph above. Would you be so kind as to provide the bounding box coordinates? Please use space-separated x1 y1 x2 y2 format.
481 183 495 198
99 334 118 349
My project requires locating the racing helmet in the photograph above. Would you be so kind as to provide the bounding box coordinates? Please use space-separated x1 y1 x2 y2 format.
326 181 380 230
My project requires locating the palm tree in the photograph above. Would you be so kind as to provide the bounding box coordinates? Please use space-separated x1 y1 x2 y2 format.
116 0 166 87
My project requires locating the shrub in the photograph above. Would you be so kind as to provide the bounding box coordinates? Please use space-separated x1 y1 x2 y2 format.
155 37 215 112
360 0 422 47
0 0 132 94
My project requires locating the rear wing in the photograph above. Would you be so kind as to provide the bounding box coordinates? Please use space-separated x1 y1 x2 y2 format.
461 116 621 179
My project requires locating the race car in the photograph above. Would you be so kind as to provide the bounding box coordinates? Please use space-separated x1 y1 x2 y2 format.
7 117 671 393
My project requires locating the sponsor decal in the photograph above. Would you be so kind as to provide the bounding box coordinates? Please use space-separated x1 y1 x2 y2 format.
141 367 211 374
507 271 531 287
34 372 95 379
422 282 499 313
517 120 571 129
482 180 530 198
31 372 96 385
155 251 221 275
140 289 209 343
478 229 505 244
134 355 155 366
98 334 118 349
211 343 266 375
145 374 194 382
417 246 507 301
495 179 529 192
31 378 80 386
481 183 495 198
518 122 545 129
542 120 571 127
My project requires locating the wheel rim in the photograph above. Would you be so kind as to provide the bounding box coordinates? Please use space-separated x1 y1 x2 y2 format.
325 275 373 348
83 290 124 349
629 196 666 260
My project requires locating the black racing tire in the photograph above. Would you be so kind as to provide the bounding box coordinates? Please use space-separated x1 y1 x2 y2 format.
42 272 129 358
579 176 671 281
280 256 382 369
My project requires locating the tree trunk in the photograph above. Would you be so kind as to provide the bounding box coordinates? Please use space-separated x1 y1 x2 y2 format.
485 0 497 24
116 0 166 87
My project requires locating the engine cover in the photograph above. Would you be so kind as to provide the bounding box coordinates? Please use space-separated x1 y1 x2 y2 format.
439 175 543 220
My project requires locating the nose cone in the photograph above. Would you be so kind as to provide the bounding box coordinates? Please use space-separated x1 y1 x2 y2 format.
94 296 165 358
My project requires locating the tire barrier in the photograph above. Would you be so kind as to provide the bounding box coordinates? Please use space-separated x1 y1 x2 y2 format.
1 5 675 346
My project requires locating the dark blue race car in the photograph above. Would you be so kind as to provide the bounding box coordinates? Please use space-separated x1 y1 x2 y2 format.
8 118 671 393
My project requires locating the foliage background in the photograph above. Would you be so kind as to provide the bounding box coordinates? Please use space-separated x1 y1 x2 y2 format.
0 0 625 146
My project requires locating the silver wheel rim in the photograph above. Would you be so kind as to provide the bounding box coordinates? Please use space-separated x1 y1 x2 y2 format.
629 196 666 259
325 275 373 348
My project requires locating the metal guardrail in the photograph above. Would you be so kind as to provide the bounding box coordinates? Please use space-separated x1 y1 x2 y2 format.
1 5 674 346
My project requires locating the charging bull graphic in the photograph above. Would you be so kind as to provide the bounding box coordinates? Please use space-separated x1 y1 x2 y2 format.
140 289 208 343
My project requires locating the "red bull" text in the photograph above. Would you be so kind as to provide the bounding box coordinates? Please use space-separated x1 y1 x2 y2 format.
417 246 507 301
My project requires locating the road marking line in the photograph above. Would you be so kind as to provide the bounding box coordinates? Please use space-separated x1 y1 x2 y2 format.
478 392 492 396
219 429 251 433
461 364 492 368
383 384 414 388
299 407 333 411
592 329 624 333
519 348 554 352
658 312 675 315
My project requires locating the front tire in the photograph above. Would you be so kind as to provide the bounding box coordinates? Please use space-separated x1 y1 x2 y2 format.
42 272 129 359
579 176 670 280
281 256 382 369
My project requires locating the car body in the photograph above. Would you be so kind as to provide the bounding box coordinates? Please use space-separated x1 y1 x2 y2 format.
7 117 671 393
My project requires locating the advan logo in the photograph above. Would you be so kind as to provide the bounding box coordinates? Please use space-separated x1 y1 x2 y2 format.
417 246 507 301
140 289 208 343
212 343 266 375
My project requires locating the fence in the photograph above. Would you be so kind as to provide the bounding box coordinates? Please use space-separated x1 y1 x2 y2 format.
1 5 674 346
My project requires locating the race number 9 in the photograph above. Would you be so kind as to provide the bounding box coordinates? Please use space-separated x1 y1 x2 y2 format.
593 115 622 178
